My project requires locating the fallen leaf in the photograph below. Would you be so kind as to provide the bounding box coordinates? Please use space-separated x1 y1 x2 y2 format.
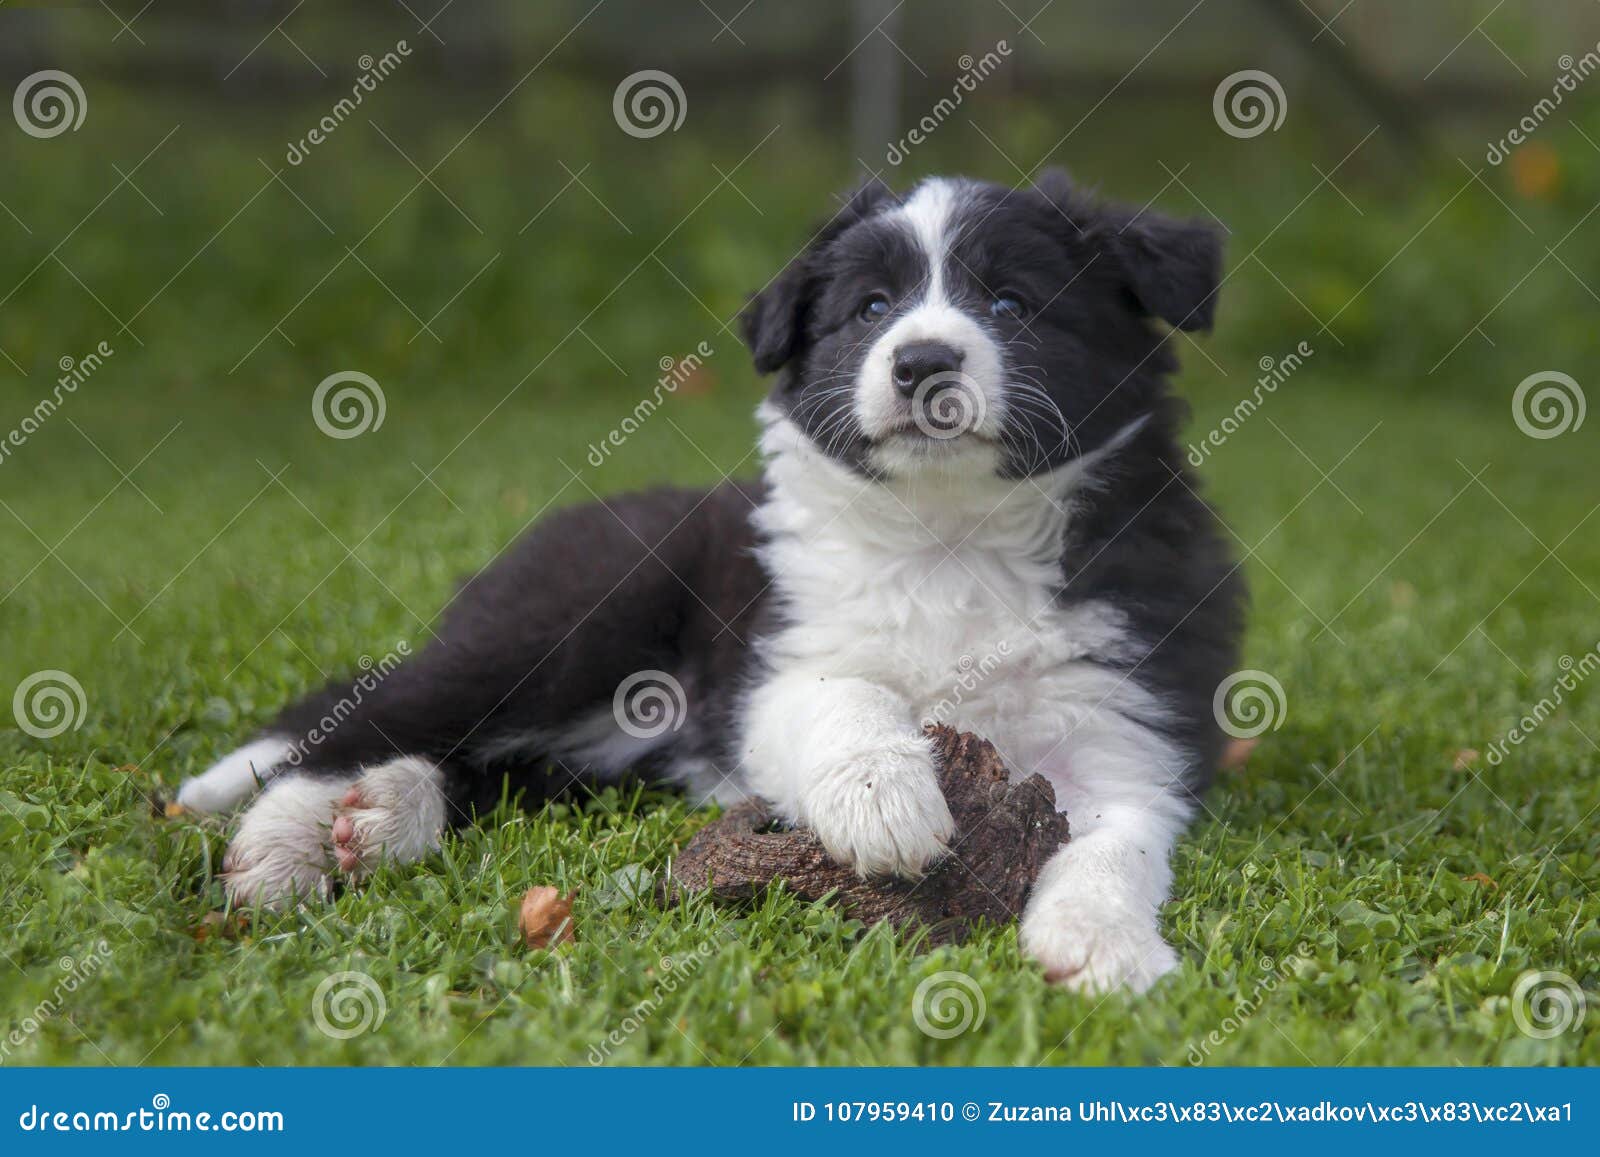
1453 748 1479 771
1220 737 1258 770
1462 872 1498 891
519 886 576 948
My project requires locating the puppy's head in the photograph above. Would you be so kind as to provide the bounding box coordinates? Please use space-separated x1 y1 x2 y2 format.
741 172 1221 479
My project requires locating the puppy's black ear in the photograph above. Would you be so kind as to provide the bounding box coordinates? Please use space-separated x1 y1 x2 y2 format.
739 179 896 374
739 261 807 375
1105 210 1224 333
1032 168 1223 333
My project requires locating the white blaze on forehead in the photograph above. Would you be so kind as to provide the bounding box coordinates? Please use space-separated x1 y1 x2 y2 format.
853 177 1006 467
894 178 965 304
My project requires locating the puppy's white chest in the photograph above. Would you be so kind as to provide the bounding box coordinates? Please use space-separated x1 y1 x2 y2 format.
752 437 1148 777
762 530 1120 775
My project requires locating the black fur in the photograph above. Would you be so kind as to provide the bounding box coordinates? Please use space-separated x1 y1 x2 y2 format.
272 480 769 820
256 170 1242 819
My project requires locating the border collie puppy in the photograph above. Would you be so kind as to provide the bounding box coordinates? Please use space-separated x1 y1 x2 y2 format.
179 171 1243 992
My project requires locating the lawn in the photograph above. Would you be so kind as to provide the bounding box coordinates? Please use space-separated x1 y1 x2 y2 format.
1 78 1597 1067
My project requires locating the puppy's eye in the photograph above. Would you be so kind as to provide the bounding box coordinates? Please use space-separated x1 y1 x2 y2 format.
858 292 892 323
990 294 1028 321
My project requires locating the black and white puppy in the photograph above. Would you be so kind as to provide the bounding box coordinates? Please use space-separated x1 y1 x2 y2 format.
179 171 1243 993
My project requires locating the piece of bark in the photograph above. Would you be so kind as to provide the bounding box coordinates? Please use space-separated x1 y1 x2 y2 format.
661 725 1069 945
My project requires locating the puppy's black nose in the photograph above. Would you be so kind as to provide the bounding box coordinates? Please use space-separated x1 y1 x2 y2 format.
891 341 964 397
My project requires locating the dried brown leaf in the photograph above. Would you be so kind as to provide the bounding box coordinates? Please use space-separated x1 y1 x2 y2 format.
519 886 576 948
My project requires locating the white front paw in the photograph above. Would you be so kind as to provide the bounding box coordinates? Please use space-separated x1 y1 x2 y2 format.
1020 897 1179 994
803 738 953 878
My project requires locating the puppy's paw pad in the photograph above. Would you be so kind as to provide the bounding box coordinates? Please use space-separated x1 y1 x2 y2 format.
331 807 363 873
330 758 445 879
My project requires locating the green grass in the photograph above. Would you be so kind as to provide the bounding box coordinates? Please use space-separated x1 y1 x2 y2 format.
2 76 1598 1067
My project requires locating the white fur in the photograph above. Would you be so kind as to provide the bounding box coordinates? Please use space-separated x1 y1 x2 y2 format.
221 756 446 906
855 179 1008 460
743 408 1191 991
743 673 953 876
336 755 446 877
177 736 292 813
222 773 352 906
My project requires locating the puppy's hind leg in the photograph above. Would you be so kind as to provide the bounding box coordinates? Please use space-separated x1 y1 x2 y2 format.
331 755 448 879
222 756 450 907
222 772 354 907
